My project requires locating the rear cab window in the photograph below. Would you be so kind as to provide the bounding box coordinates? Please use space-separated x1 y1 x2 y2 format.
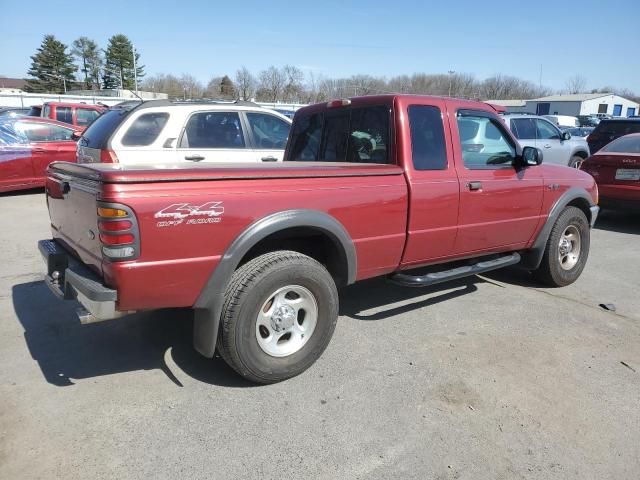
286 105 391 164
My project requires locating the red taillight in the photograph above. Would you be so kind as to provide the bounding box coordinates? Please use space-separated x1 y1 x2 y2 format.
99 220 133 231
327 99 351 108
99 233 135 245
100 149 119 163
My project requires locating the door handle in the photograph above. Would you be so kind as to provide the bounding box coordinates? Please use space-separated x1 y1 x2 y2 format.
543 144 552 149
467 181 482 191
184 155 205 162
33 147 46 152
261 156 278 162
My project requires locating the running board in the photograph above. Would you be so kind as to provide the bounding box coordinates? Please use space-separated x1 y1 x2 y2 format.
389 252 521 288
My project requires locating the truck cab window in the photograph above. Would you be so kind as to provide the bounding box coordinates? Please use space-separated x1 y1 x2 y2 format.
457 113 515 169
408 105 447 170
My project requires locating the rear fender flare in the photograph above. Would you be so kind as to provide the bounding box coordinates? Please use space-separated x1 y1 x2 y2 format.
192 209 356 358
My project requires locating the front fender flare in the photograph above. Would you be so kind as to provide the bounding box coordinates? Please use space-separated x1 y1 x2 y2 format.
192 209 356 358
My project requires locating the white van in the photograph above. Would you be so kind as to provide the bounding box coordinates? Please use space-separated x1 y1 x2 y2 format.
76 100 292 165
543 115 580 128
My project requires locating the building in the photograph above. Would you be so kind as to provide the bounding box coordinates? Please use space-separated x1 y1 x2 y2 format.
485 99 527 113
524 93 639 117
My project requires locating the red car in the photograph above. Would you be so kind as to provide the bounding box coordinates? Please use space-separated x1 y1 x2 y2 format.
39 94 598 383
581 133 640 210
0 117 80 193
41 102 106 128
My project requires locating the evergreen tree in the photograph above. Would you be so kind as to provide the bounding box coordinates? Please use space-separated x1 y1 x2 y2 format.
220 75 236 99
24 35 77 93
102 34 144 90
71 36 102 90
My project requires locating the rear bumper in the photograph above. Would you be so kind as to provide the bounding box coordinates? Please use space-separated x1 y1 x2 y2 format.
38 239 126 322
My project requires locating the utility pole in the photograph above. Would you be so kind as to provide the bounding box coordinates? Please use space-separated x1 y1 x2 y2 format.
132 44 138 94
448 70 455 97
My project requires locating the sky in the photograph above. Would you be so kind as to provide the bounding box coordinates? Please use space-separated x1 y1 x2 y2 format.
1 0 639 92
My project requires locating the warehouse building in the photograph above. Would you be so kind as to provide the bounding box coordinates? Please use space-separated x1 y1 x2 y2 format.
524 93 638 117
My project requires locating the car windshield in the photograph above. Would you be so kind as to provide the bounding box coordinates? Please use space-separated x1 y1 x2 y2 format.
0 121 27 144
601 135 640 153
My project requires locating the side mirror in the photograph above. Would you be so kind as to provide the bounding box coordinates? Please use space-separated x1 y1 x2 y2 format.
71 130 83 141
561 131 571 141
521 146 543 166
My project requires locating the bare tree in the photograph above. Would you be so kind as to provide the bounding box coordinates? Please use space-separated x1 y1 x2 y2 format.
257 66 285 102
282 65 304 102
235 66 256 100
564 75 587 93
565 75 587 94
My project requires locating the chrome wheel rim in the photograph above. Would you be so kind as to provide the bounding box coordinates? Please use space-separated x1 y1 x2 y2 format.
572 159 584 169
255 285 318 357
558 225 581 270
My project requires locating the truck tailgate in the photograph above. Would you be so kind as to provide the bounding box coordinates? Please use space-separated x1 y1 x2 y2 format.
46 169 103 274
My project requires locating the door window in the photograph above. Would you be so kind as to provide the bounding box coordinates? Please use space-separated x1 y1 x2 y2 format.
510 118 536 139
76 108 101 127
408 105 447 170
535 119 561 140
14 121 73 142
55 107 73 124
246 113 290 149
121 112 169 146
179 112 244 149
456 113 515 169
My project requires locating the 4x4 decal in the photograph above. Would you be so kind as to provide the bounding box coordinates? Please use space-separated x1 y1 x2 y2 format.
154 201 224 227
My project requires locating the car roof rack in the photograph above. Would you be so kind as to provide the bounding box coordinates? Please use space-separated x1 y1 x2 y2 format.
108 98 263 111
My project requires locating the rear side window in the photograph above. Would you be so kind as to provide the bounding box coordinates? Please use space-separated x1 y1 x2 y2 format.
408 105 447 170
246 112 290 149
287 105 391 164
510 118 536 139
121 112 169 146
43 104 51 118
179 112 245 149
76 108 100 127
79 109 130 149
456 112 515 169
601 135 640 153
56 107 73 124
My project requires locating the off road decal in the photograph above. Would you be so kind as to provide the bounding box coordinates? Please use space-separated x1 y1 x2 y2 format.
154 201 224 227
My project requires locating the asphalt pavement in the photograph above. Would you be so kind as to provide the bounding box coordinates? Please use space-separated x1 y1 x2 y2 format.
1 191 639 480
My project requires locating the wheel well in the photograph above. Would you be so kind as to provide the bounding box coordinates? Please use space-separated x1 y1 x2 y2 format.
238 227 349 287
574 151 588 159
566 197 592 223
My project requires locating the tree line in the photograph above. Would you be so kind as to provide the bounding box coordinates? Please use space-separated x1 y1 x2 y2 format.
142 67 640 105
24 34 145 93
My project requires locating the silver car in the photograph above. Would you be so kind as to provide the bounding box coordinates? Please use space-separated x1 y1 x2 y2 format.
501 114 590 168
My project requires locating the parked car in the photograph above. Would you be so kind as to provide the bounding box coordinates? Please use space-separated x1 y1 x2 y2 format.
41 102 106 128
577 115 600 127
0 107 31 118
587 118 640 154
580 133 640 211
501 114 590 167
76 100 292 165
39 94 598 383
562 126 595 138
544 115 579 128
0 117 80 193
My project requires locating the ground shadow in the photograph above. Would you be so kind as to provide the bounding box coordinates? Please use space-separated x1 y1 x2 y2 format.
594 209 640 235
0 187 44 198
339 276 483 321
12 280 253 388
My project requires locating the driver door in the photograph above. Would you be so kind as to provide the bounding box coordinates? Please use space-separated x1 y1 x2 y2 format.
452 109 544 254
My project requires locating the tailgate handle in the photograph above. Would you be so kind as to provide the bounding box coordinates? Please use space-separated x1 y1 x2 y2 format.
185 155 205 162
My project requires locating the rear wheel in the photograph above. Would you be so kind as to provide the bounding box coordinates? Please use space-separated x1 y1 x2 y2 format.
569 155 585 169
218 251 338 384
533 206 590 287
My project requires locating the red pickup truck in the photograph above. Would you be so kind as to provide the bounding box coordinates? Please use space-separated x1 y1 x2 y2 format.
39 95 599 383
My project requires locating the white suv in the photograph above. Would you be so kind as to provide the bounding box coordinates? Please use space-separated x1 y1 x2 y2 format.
77 100 292 165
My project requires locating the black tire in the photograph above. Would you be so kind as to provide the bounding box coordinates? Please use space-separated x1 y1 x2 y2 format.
218 251 338 384
533 206 590 287
569 155 585 169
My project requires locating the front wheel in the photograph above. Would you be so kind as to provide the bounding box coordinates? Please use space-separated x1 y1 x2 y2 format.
533 206 590 287
569 155 585 169
218 251 339 384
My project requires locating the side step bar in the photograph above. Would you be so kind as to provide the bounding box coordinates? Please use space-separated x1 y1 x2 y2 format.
389 252 521 288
